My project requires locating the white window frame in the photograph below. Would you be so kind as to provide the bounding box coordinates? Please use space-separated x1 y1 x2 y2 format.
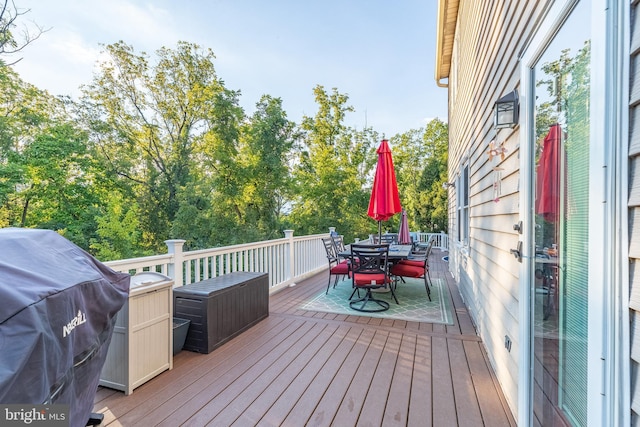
517 0 625 425
456 163 469 247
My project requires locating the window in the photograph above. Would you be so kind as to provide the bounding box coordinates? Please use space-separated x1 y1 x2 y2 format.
457 164 469 245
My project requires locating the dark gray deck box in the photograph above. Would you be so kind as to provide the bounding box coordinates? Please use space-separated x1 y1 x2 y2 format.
173 271 269 354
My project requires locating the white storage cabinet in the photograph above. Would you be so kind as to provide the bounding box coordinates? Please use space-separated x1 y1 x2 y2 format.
100 272 173 395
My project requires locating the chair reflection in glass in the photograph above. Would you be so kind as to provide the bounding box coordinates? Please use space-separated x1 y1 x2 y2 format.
348 244 398 312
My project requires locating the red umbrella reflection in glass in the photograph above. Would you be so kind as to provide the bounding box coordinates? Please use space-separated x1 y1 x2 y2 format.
368 139 402 238
397 209 411 244
535 124 563 223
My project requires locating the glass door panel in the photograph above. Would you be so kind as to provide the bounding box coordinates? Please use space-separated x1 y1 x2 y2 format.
531 1 591 425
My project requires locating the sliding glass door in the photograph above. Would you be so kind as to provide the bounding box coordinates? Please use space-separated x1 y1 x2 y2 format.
529 1 592 425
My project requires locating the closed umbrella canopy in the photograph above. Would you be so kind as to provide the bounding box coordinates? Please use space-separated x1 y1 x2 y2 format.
368 139 402 237
398 209 411 244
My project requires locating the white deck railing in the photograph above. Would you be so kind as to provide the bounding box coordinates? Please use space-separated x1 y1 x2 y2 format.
364 231 449 251
103 229 449 294
104 230 329 294
418 232 449 251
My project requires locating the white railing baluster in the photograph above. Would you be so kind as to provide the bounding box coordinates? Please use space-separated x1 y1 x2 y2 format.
105 230 446 294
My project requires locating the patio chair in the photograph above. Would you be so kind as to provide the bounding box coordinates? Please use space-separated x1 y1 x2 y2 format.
380 233 398 245
348 244 398 312
402 237 434 266
390 244 432 301
322 237 350 294
331 234 348 261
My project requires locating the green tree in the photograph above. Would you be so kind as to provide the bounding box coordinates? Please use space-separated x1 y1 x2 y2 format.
17 124 101 247
80 41 233 250
0 0 46 65
172 94 297 249
189 83 248 248
90 191 148 261
391 119 448 233
290 85 377 242
0 65 122 252
238 95 298 239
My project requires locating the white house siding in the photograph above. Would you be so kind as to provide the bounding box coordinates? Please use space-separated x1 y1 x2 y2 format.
446 0 551 417
630 0 640 422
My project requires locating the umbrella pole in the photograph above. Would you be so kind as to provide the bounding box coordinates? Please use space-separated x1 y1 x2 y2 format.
378 220 382 243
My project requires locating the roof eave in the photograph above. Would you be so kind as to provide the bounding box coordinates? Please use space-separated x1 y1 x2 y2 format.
434 0 460 88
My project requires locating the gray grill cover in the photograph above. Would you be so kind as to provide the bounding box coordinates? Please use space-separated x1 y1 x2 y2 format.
0 228 130 427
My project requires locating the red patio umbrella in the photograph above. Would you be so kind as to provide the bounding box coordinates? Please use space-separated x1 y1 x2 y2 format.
367 139 402 240
535 124 563 223
397 209 411 244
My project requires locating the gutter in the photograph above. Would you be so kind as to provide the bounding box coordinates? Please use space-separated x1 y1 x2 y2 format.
434 0 460 89
434 0 448 88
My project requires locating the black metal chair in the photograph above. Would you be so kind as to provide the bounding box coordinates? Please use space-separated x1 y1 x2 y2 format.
403 237 434 265
348 244 398 312
331 234 348 261
379 233 398 245
322 237 350 294
391 239 432 301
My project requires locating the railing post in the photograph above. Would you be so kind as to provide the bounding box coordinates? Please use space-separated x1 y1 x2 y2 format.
165 239 186 287
284 230 295 283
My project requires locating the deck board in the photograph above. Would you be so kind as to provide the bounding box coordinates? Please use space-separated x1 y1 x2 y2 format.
280 326 365 426
190 323 331 426
356 331 402 427
464 340 514 427
449 339 483 425
431 336 457 427
94 249 516 426
381 333 415 426
157 321 317 426
305 328 377 427
408 335 433 427
212 323 340 426
331 330 389 427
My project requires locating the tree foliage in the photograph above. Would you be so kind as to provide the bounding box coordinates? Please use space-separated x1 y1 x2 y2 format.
0 0 46 65
80 41 231 250
0 65 97 242
289 85 379 243
2 37 449 260
391 119 448 233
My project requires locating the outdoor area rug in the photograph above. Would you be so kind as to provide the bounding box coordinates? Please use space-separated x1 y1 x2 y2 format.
301 277 454 325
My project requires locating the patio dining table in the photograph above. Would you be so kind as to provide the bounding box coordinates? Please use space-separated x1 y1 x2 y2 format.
338 244 413 261
338 244 414 298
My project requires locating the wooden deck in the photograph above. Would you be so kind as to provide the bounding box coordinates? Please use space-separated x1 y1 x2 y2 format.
93 249 516 426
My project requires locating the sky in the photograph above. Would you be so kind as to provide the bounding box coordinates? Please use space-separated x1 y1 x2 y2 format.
10 0 448 137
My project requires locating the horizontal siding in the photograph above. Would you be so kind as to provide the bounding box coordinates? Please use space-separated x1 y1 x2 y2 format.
631 157 640 207
632 312 640 416
631 53 640 107
631 196 640 259
631 0 640 423
633 310 640 364
631 260 640 312
630 106 640 156
446 0 551 417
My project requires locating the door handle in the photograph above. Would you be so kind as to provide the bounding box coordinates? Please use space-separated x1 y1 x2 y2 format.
510 241 523 263
513 221 523 234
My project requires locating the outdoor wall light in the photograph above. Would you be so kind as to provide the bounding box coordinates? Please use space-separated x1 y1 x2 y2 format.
442 181 455 190
494 89 519 129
